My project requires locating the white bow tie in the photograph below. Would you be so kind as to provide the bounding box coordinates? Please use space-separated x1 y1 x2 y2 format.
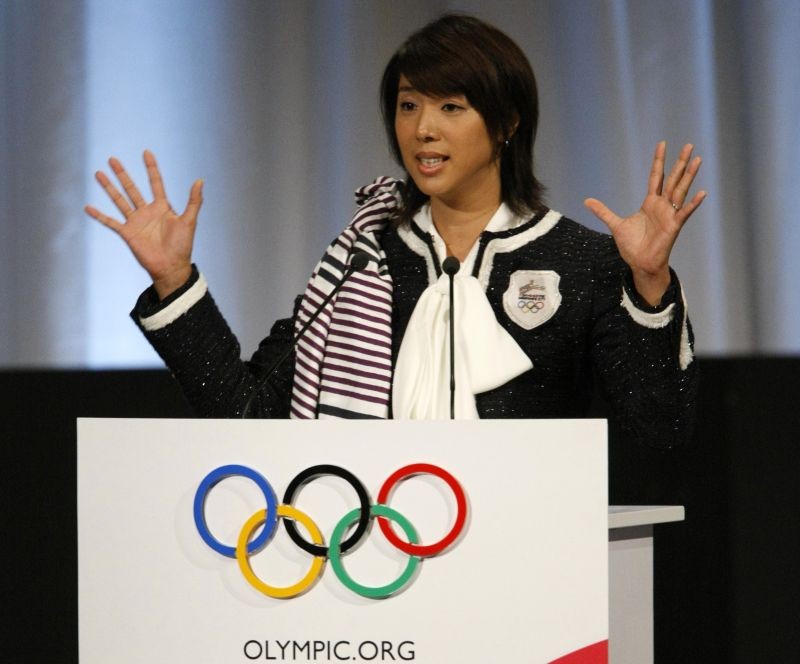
392 272 533 419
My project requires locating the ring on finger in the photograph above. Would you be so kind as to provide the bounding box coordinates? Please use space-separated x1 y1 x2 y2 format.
671 201 681 211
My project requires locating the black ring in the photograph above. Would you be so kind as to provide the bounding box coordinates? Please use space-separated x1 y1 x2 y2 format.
282 464 371 557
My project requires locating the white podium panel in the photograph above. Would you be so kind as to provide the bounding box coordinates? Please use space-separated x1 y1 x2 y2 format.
78 418 608 663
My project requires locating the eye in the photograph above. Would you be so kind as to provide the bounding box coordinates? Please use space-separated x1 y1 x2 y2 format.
441 102 464 113
398 101 416 112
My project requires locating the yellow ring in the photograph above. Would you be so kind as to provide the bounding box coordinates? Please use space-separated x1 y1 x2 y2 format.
236 504 325 599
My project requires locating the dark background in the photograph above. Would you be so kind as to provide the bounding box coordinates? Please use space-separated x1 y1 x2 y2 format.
2 358 798 662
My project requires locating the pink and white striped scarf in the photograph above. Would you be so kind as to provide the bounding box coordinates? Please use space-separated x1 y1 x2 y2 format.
289 177 402 419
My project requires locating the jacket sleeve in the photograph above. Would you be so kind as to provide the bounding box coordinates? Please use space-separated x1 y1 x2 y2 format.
590 238 698 449
131 266 295 418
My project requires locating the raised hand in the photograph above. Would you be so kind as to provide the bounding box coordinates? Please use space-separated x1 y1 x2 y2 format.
85 150 203 299
584 141 706 306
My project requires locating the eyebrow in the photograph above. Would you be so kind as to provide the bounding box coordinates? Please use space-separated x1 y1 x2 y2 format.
398 85 416 93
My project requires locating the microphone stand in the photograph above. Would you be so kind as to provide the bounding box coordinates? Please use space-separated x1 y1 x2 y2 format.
441 256 460 420
241 251 370 418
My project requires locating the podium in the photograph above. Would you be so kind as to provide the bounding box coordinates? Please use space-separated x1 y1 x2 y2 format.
76 418 674 664
608 505 684 664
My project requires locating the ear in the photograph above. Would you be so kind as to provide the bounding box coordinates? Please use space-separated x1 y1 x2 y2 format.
507 116 519 140
499 116 520 145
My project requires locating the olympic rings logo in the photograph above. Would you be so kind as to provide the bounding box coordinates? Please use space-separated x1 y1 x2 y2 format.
517 298 545 313
193 463 468 600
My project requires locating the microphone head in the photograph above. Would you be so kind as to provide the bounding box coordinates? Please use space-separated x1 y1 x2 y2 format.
349 251 370 271
442 256 461 276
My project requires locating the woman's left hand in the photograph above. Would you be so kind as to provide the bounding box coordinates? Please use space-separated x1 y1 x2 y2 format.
584 141 706 306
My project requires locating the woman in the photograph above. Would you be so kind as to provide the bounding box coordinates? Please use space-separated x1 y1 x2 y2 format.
85 15 703 446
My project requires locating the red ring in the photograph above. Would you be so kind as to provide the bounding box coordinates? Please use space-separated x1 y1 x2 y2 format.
377 463 467 557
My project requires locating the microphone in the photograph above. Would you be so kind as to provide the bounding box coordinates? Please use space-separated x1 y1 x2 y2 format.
241 250 371 418
348 250 370 272
441 256 460 420
442 256 460 276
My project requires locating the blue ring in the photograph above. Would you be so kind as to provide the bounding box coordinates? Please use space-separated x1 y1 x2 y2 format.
193 464 278 558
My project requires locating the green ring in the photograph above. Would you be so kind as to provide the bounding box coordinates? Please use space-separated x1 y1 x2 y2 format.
329 504 420 599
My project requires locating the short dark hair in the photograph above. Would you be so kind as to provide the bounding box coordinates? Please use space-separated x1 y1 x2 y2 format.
380 13 546 224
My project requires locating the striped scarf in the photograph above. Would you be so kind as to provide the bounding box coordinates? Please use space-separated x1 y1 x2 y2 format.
289 177 402 419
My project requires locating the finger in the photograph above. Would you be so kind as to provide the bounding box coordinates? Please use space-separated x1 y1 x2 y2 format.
95 169 134 218
181 179 204 222
109 157 147 208
670 155 702 209
675 189 707 224
647 141 666 196
144 149 168 201
84 204 123 233
584 197 622 232
663 143 694 201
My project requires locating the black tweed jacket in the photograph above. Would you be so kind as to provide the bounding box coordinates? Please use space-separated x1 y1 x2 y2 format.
133 211 697 449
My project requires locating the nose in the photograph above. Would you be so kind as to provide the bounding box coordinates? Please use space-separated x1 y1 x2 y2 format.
415 107 438 142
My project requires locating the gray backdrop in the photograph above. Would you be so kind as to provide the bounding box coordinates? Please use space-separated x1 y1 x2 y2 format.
2 0 798 367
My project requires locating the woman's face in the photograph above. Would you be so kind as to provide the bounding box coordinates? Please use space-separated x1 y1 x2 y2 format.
394 75 501 212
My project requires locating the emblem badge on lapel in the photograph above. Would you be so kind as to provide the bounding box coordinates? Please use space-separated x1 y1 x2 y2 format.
503 270 562 330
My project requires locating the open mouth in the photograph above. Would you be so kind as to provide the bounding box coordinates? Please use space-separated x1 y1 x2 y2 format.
418 156 448 166
416 154 449 175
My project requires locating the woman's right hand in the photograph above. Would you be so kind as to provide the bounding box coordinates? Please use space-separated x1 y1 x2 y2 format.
85 150 204 300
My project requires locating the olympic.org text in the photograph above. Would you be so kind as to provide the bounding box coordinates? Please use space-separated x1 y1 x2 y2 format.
243 640 415 661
